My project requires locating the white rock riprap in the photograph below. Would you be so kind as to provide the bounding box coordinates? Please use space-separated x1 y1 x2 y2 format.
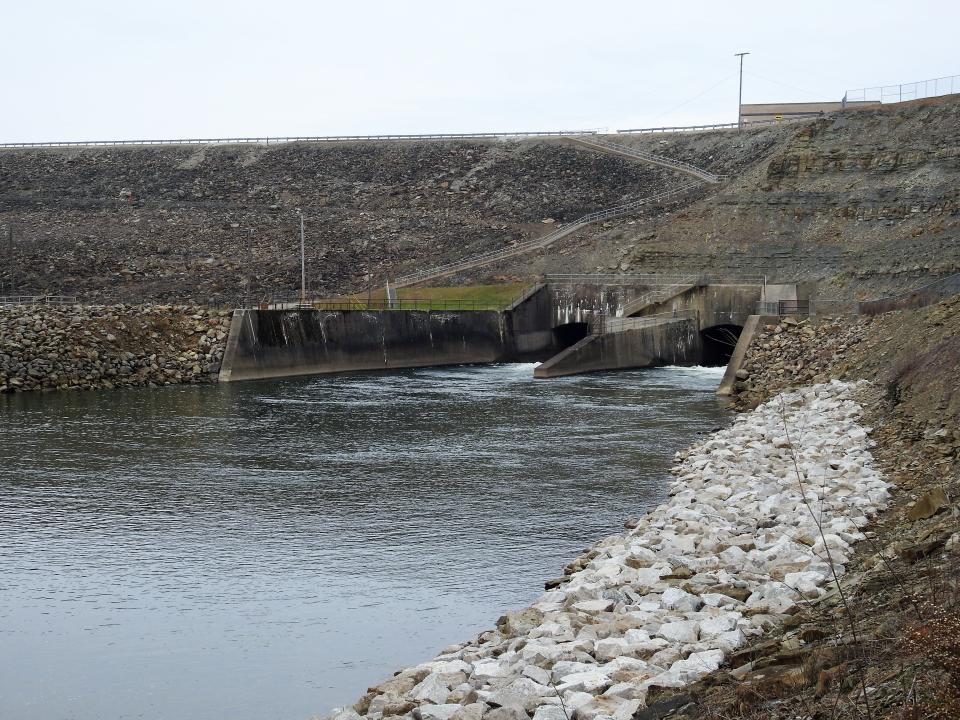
327 381 890 720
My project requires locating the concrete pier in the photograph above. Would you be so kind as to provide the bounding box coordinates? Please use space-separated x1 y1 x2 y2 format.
533 317 701 378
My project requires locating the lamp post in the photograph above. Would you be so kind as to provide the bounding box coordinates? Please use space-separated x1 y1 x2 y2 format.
297 210 306 306
735 52 750 133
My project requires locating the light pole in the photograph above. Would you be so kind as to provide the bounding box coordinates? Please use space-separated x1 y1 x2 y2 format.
735 52 749 133
297 209 306 306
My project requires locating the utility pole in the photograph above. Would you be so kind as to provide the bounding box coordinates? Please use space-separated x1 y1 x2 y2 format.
735 52 750 133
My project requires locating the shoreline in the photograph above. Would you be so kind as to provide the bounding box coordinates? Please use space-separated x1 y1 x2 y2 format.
0 304 229 393
322 380 889 720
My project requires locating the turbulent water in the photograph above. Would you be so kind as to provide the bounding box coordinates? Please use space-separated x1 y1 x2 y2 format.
0 364 729 720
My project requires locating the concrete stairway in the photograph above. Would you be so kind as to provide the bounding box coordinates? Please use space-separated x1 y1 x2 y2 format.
620 278 699 317
566 136 724 184
392 135 725 289
594 309 698 334
392 182 701 288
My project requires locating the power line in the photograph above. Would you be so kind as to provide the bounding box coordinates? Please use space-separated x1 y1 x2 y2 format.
647 71 739 123
743 70 822 99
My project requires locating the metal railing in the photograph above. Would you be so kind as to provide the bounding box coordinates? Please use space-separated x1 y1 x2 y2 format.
391 181 702 288
844 74 960 105
545 273 701 286
756 300 810 316
256 283 537 312
260 297 518 311
857 273 960 315
544 273 767 286
567 135 723 183
264 298 508 311
0 295 79 306
616 117 807 135
0 129 600 150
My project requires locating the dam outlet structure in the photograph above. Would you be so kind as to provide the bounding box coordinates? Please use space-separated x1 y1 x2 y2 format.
216 279 798 382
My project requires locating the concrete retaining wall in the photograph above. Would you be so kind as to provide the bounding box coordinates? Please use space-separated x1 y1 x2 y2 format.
219 308 513 382
533 319 701 378
549 284 639 327
505 284 558 358
716 315 765 396
634 284 766 328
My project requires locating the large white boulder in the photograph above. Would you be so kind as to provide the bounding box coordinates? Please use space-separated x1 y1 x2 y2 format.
416 705 462 720
554 669 612 694
481 677 553 712
657 620 698 644
660 587 702 612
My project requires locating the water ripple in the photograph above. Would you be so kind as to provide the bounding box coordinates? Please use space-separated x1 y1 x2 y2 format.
0 364 728 720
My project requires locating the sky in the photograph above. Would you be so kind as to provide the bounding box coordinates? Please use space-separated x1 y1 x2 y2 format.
2 0 958 143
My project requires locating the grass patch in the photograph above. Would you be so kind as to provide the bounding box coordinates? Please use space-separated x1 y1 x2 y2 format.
331 284 530 310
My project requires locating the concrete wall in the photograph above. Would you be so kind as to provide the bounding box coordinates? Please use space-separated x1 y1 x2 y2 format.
505 284 558 358
533 319 701 379
716 315 766 396
740 101 879 123
547 283 650 327
635 284 768 329
219 308 513 382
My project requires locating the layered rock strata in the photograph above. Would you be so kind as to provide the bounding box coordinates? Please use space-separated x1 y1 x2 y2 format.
326 381 890 720
0 304 230 392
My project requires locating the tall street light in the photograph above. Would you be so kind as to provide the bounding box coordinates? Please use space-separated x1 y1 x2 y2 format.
735 52 750 133
296 209 306 306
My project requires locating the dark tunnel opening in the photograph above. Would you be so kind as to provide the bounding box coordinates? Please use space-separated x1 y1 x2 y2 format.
552 322 590 351
701 324 743 366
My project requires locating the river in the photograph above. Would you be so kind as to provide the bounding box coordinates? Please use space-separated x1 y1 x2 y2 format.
0 364 729 720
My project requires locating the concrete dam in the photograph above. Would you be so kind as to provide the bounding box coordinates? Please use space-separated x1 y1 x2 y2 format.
218 279 797 382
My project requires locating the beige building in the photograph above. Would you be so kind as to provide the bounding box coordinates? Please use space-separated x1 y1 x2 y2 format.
740 100 879 124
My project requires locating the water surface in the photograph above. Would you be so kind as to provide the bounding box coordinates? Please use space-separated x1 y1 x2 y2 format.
0 364 728 720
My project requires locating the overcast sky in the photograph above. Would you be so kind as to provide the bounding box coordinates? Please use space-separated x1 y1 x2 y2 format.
2 1 958 142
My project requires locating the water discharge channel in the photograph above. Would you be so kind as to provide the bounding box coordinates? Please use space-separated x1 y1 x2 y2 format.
0 364 729 720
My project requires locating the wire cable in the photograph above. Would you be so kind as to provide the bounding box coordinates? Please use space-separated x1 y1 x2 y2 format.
743 70 822 99
647 71 739 122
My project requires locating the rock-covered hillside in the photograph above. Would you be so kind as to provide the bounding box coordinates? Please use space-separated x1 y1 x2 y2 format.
2 95 959 303
0 139 691 302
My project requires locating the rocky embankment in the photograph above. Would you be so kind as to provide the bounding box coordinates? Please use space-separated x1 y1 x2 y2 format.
695 298 960 719
0 304 230 393
323 382 889 720
0 139 687 301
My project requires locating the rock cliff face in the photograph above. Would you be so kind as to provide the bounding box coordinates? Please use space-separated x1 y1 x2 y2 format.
0 304 230 392
590 97 960 297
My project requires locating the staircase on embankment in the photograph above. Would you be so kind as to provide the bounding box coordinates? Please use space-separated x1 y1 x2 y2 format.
391 137 724 289
564 136 724 184
618 277 699 317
